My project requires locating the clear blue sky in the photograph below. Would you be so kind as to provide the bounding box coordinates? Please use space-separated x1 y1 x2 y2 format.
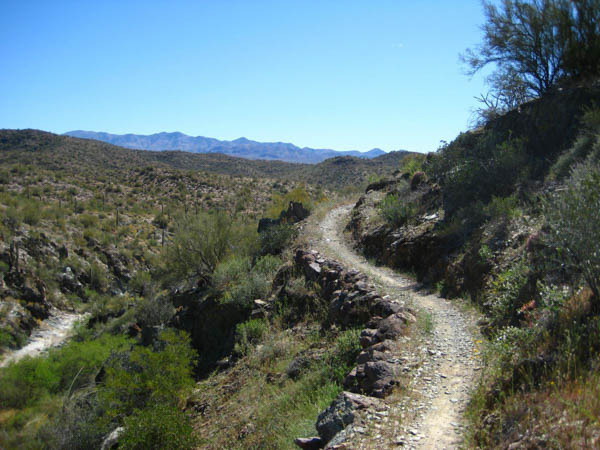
0 1 490 153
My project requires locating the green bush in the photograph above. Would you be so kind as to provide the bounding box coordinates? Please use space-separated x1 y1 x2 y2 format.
100 329 196 420
487 258 530 328
134 295 173 328
259 223 296 255
0 334 130 408
544 161 600 301
162 211 258 286
549 133 599 181
487 326 537 376
429 133 528 216
2 206 21 230
234 318 268 355
129 271 153 296
79 213 99 229
266 185 312 218
214 255 279 308
120 403 197 450
90 262 109 292
22 202 42 226
327 329 361 385
400 153 426 176
378 193 416 227
484 194 521 220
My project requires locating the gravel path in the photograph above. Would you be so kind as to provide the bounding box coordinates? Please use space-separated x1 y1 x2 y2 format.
311 205 481 449
0 309 83 368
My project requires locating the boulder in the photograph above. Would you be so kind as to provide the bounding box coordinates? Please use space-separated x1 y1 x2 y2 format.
316 392 381 444
281 201 310 223
286 349 323 380
359 329 378 348
344 340 399 398
59 267 84 295
100 427 124 450
369 298 405 317
375 311 415 342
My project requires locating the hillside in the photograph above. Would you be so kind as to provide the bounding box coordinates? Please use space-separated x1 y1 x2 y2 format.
0 129 414 191
3 90 600 450
345 84 600 447
65 130 388 164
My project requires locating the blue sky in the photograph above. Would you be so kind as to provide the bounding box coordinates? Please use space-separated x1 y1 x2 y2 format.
0 1 490 153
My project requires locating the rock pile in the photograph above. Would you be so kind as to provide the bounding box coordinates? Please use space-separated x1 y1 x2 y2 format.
293 249 416 447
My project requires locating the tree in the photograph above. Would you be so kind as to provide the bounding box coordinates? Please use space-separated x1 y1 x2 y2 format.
464 0 600 115
162 211 257 286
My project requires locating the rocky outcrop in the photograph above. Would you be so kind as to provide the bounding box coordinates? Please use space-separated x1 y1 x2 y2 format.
345 180 467 288
170 289 248 375
258 201 310 233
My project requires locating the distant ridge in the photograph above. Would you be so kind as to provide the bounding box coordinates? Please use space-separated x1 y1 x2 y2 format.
64 130 390 164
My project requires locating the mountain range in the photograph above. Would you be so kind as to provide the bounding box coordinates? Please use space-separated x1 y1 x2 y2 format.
64 130 388 164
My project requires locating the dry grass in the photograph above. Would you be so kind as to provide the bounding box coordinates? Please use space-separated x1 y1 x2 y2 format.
191 321 360 449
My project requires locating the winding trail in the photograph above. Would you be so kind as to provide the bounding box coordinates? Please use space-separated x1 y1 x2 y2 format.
0 309 83 368
311 205 481 449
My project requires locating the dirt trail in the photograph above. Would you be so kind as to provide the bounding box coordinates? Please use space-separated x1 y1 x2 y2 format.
311 205 480 449
0 309 83 368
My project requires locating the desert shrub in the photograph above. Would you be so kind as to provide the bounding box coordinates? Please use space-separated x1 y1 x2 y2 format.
0 334 130 408
0 170 9 184
162 211 257 286
37 389 107 449
213 255 252 290
120 403 197 450
100 329 196 420
79 213 99 229
429 133 528 216
86 293 133 323
134 295 173 328
378 193 416 227
274 277 327 324
484 194 521 220
549 133 599 181
259 223 296 255
234 318 268 355
214 255 277 308
253 254 281 275
0 326 25 351
2 206 21 230
90 261 109 292
129 271 153 296
486 326 538 377
327 328 361 385
487 258 531 328
266 185 312 218
22 202 42 226
152 213 169 229
400 153 426 176
544 162 600 301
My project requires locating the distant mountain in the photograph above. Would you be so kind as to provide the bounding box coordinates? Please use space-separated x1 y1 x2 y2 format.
2 129 415 190
64 130 388 164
